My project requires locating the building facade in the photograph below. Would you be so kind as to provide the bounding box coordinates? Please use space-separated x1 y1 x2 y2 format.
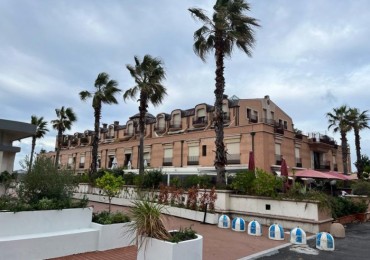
45 95 350 175
0 119 36 173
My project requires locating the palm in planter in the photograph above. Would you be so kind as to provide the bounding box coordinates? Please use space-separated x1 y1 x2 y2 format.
129 200 203 260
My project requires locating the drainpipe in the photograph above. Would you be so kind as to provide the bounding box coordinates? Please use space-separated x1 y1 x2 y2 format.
180 140 184 167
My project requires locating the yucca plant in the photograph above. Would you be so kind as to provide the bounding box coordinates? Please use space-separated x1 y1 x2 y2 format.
129 200 171 249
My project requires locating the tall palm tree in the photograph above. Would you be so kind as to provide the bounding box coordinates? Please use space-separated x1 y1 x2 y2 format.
189 0 259 184
326 105 352 174
124 55 167 175
51 106 77 168
348 108 370 178
29 115 49 172
80 72 121 176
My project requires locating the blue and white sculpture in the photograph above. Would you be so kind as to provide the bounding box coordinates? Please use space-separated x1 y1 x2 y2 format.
290 226 307 245
268 223 285 240
316 232 335 251
218 214 231 229
248 220 262 236
232 217 246 232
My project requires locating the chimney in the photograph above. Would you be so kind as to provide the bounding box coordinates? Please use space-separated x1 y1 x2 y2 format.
102 123 108 129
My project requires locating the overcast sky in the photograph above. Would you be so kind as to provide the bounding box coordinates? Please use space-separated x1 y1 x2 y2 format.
1 0 369 171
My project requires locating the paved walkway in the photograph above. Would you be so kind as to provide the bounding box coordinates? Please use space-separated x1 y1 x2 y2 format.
52 201 289 260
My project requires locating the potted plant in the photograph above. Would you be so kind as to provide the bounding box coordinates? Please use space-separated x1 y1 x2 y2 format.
129 200 203 260
91 211 134 251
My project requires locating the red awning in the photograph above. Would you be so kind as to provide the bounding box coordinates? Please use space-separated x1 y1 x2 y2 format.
294 169 338 179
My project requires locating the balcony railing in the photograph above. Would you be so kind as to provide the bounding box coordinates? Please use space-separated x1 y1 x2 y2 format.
261 118 275 125
227 154 240 164
192 117 208 127
295 158 302 167
169 123 182 130
274 123 284 135
163 157 173 166
154 125 166 133
249 114 258 123
125 131 134 137
314 160 331 170
187 156 199 165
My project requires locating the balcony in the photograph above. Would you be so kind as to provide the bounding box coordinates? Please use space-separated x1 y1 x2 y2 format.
187 156 199 165
124 131 134 137
308 133 336 152
163 157 173 166
154 125 166 134
249 114 258 123
80 137 89 145
169 123 182 131
274 123 284 135
314 160 331 170
192 117 208 128
295 158 302 167
261 118 275 125
227 154 240 164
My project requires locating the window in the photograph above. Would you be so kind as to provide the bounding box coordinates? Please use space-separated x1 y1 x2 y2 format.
188 146 199 165
68 156 73 169
127 123 134 135
226 142 240 164
283 121 288 130
143 152 151 166
275 144 281 165
79 154 85 169
202 145 207 156
163 148 173 166
295 148 301 167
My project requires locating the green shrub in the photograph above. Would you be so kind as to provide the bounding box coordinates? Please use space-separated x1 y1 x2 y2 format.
122 172 136 185
168 226 197 243
140 169 164 189
18 157 77 205
92 211 130 224
96 171 124 213
253 169 282 197
231 171 255 194
352 181 370 196
330 197 368 219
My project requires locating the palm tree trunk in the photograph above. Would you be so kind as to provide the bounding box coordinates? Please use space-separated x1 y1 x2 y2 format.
55 129 63 168
90 104 101 178
29 136 36 173
214 29 226 185
138 94 147 175
340 131 349 175
354 127 363 178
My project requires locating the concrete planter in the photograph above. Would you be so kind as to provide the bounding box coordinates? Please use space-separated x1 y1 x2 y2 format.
90 221 135 251
0 208 98 260
163 206 219 224
137 233 203 260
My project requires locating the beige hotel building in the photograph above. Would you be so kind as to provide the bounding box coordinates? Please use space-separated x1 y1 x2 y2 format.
45 95 349 175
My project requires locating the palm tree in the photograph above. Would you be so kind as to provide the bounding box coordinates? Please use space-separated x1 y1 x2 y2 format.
80 72 121 176
51 106 77 168
326 105 352 174
348 108 370 178
124 55 167 174
29 115 49 172
189 0 259 184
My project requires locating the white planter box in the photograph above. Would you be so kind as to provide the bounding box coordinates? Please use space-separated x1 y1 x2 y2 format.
137 233 203 260
163 206 219 224
90 222 135 251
